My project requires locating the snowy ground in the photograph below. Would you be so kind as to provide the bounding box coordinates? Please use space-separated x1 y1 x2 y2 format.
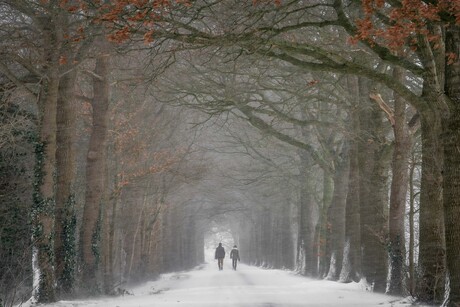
32 252 418 307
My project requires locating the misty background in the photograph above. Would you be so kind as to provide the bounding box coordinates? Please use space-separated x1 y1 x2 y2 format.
1 1 459 307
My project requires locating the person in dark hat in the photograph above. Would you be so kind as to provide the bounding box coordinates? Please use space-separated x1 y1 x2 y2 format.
215 243 226 270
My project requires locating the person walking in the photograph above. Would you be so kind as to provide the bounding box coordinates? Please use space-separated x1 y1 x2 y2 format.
215 243 225 270
230 245 240 270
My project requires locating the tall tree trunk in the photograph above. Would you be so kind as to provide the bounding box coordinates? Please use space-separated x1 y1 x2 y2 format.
127 191 149 282
80 50 110 293
417 104 445 304
103 144 121 293
102 167 120 294
32 17 62 303
297 150 318 276
418 115 445 303
326 143 349 281
279 200 294 269
340 76 361 282
358 77 389 293
340 143 361 282
54 70 77 297
358 80 376 289
408 152 418 296
102 192 116 295
367 128 391 293
415 26 447 304
34 75 59 304
318 173 334 278
387 67 412 296
161 202 172 272
442 24 460 307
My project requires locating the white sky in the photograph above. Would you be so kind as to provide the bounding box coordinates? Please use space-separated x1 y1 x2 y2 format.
27 249 425 307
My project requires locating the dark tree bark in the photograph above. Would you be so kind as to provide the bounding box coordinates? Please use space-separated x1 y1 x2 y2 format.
0 1 93 299
326 143 349 281
340 76 361 283
33 81 59 303
32 15 63 303
357 77 389 293
417 98 445 304
317 173 334 278
54 70 78 296
279 203 294 269
80 50 110 293
442 24 460 307
297 150 319 276
386 67 413 296
366 119 391 293
407 151 419 296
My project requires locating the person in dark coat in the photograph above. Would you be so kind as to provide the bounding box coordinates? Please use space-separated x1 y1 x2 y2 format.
215 243 225 270
230 245 240 270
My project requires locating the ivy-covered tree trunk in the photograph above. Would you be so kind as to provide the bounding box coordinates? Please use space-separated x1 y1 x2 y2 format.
442 24 460 307
34 76 59 303
32 17 63 303
54 69 77 297
80 50 110 293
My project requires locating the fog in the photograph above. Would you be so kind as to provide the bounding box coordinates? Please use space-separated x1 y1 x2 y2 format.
1 1 458 306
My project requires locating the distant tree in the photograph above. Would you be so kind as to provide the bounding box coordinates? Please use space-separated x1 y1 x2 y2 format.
155 53 356 277
339 76 361 284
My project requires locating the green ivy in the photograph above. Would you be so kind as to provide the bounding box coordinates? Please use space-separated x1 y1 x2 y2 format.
32 139 56 302
32 140 45 215
37 270 54 303
60 194 77 293
1 101 36 305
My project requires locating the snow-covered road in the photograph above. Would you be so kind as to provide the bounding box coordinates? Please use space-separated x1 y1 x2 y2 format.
41 259 416 307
